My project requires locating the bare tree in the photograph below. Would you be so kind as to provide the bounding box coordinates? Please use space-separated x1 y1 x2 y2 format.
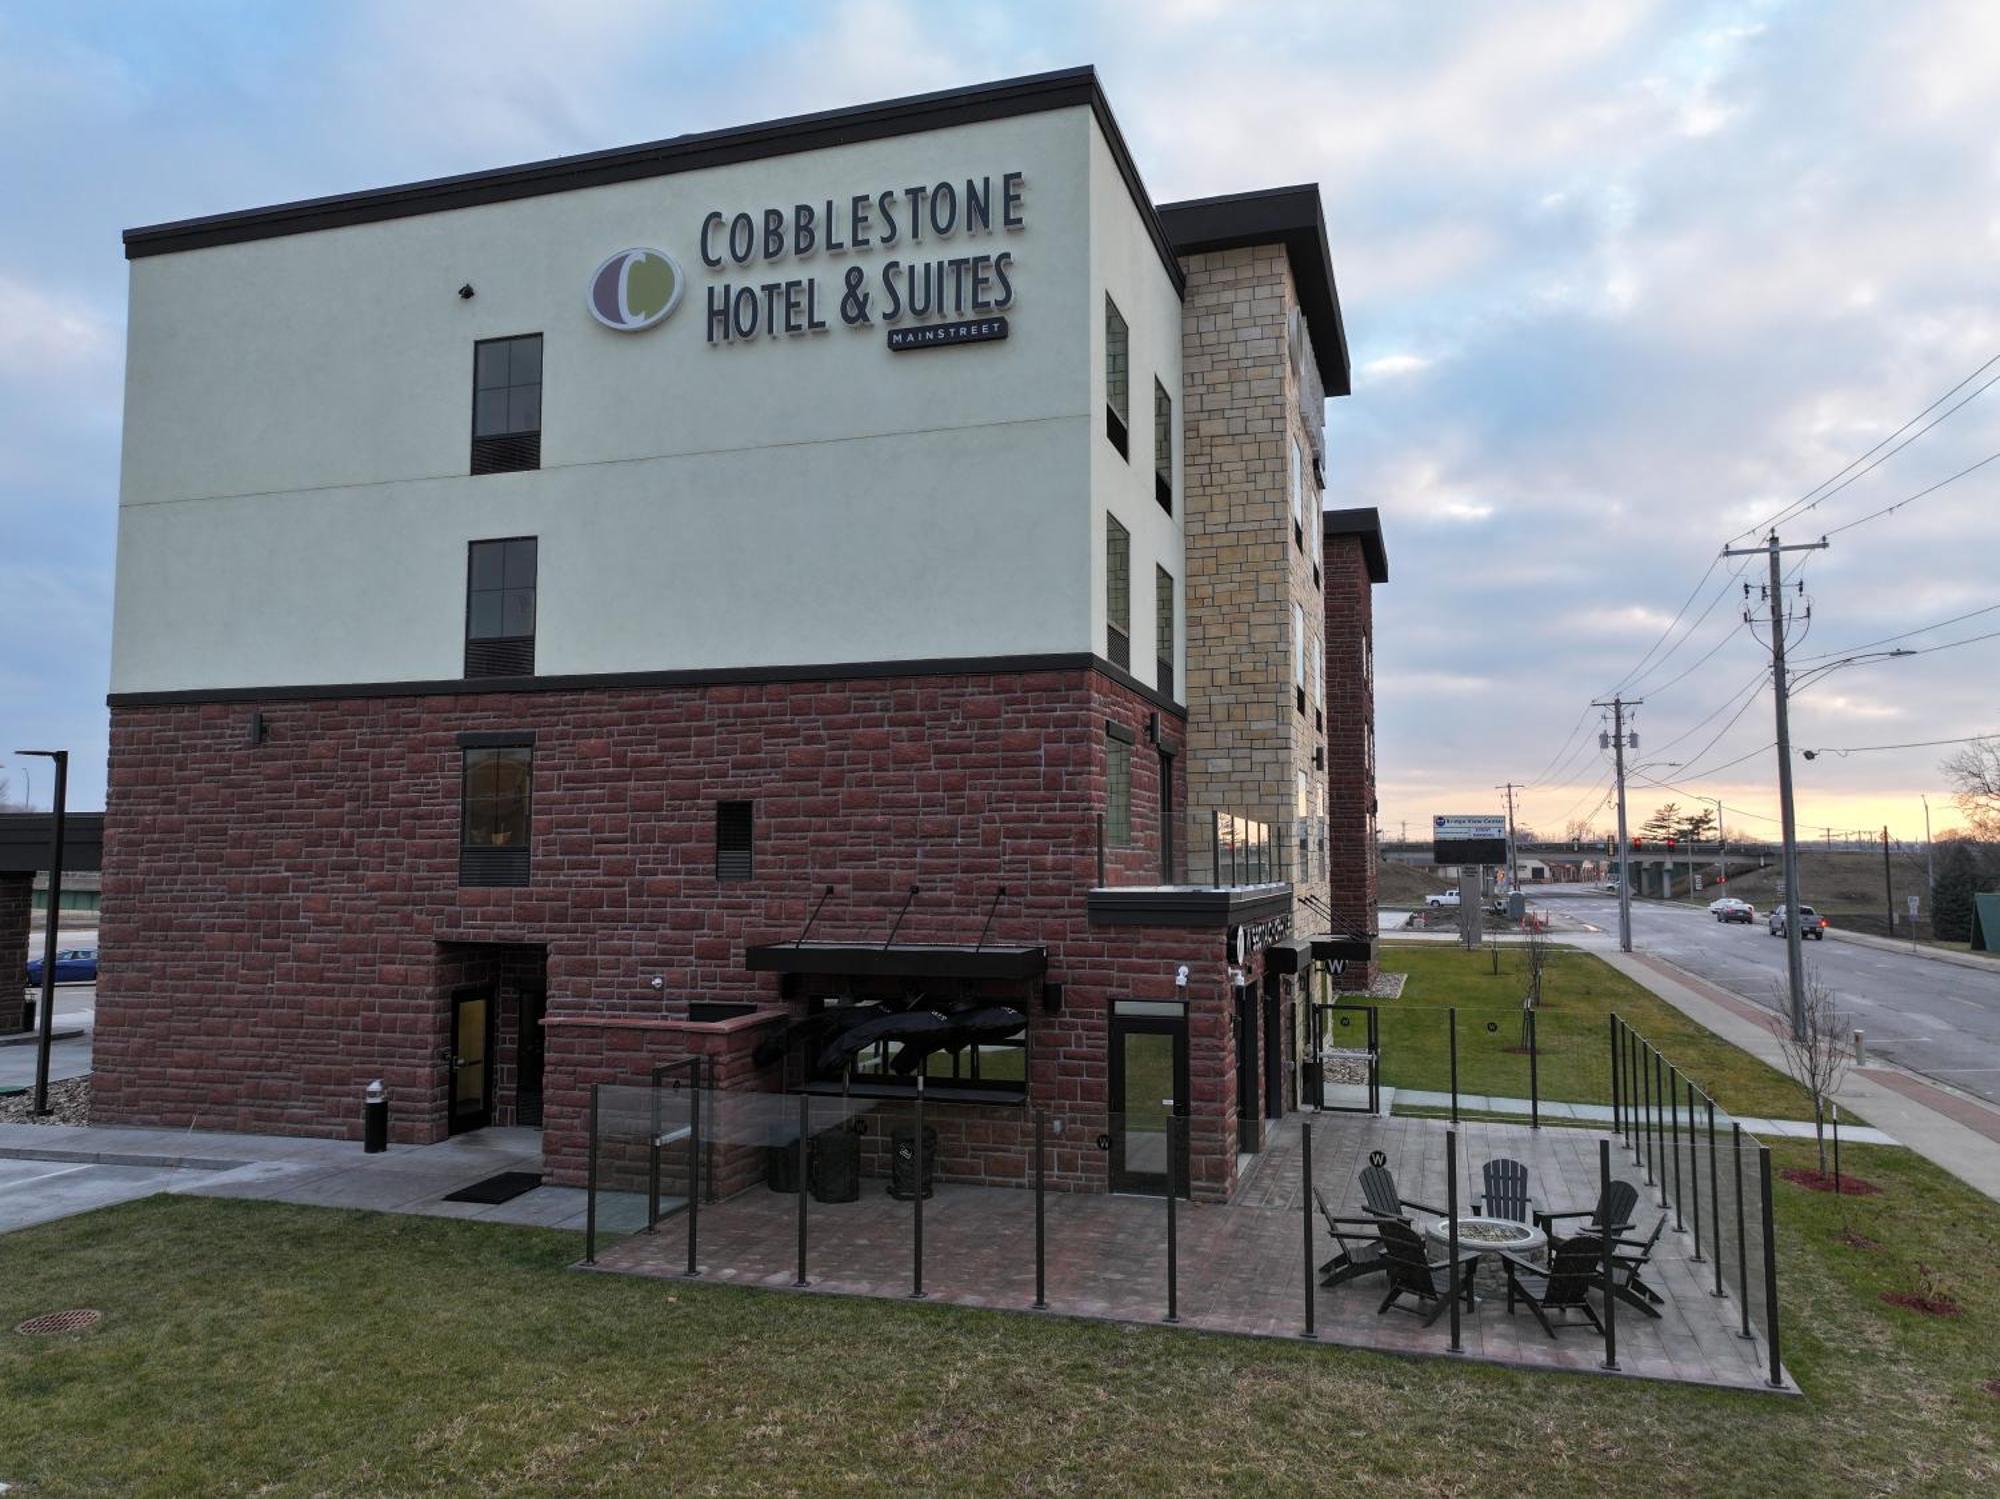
1774 961 1851 1178
1941 738 2000 840
1519 916 1553 1046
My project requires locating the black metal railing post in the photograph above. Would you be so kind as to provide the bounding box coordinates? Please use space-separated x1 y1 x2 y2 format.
1033 1111 1048 1310
1832 1102 1842 1196
584 1084 600 1265
1669 1064 1685 1231
1528 1008 1540 1130
1733 1122 1751 1339
1709 1098 1725 1297
794 1092 810 1288
1368 1007 1381 1116
1301 1120 1317 1339
911 1079 927 1300
1641 1044 1654 1183
1609 1015 1621 1139
1211 810 1221 886
1653 1053 1668 1205
1686 1080 1703 1261
1449 1007 1459 1125
684 1084 701 1276
1627 1028 1641 1157
1164 1123 1180 1323
1446 1130 1462 1354
1599 1136 1619 1371
647 1075 662 1232
1759 1146 1782 1388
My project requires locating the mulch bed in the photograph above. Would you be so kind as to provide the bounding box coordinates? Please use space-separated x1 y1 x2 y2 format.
1781 1167 1880 1195
1881 1291 1962 1318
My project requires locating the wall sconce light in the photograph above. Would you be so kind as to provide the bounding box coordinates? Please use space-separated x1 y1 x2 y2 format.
245 711 268 747
458 283 476 300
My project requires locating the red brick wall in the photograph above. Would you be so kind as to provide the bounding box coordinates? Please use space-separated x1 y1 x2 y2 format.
96 666 1222 1180
0 873 29 1033
1321 536 1379 989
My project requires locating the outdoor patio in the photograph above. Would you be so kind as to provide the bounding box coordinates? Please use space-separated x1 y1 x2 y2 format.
589 1110 1793 1394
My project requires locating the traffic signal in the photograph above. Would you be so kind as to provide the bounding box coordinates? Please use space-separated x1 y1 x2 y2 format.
1631 837 1644 850
1667 837 1677 849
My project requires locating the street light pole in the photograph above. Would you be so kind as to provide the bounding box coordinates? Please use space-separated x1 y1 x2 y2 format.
1921 794 1934 901
15 748 67 1115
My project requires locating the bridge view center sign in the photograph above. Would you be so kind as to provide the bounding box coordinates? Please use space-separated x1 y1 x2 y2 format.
1433 815 1509 868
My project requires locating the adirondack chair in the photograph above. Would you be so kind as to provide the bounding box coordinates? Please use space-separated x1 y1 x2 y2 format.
1359 1162 1445 1223
1313 1187 1392 1290
1603 1214 1669 1318
1533 1177 1639 1239
1479 1157 1532 1224
1499 1232 1607 1339
1374 1218 1481 1325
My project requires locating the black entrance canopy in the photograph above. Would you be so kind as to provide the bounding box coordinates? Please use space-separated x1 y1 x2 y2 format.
745 940 1047 982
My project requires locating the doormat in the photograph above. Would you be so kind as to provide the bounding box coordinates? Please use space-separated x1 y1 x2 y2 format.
443 1171 543 1205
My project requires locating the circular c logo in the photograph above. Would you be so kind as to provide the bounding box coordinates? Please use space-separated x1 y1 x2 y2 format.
588 247 684 331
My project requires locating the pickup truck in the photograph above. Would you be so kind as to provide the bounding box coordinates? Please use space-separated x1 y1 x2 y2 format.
1425 889 1461 909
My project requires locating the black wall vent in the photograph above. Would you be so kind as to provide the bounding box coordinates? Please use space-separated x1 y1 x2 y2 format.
465 636 535 678
716 800 754 881
460 846 530 888
471 431 541 475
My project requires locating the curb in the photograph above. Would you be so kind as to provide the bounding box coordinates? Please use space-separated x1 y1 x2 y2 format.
0 1028 85 1048
0 1145 248 1171
1826 927 2000 972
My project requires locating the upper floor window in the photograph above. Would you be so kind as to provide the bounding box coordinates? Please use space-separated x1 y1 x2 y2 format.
1104 296 1130 458
1155 566 1175 700
1153 379 1172 514
471 333 542 475
1292 600 1307 713
1310 634 1323 710
459 736 533 887
1289 438 1305 549
1105 723 1134 847
465 537 537 678
1106 513 1131 671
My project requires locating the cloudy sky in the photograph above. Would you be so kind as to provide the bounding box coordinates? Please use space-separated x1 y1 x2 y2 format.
2 0 1997 844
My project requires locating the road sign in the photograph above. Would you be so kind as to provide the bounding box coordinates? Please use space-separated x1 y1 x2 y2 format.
1907 895 1919 920
1433 814 1508 868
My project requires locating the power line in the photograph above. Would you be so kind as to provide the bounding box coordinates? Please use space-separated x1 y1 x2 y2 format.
1526 704 1596 788
1645 666 1766 757
1623 562 1755 696
1637 615 1751 699
1794 600 2000 663
1803 730 2000 756
1601 552 1724 698
1822 449 2000 538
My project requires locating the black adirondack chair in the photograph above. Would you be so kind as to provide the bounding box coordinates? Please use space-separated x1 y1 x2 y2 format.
1533 1177 1639 1239
1359 1162 1445 1223
1479 1157 1532 1223
1375 1218 1480 1325
1313 1187 1392 1290
1604 1214 1669 1318
1499 1233 1607 1339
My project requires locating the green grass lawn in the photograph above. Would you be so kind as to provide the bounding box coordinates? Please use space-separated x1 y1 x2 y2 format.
2 1142 1997 1496
1365 944 1813 1120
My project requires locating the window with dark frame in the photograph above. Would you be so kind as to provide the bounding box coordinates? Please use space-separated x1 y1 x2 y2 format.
1153 379 1172 513
1105 723 1134 847
1106 512 1131 670
471 334 543 475
809 994 1028 1097
459 741 532 887
1104 295 1130 457
465 537 537 677
1155 565 1175 700
716 800 754 881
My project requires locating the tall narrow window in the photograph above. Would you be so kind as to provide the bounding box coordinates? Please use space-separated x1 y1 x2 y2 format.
1153 379 1172 513
459 737 533 887
1155 566 1175 700
1292 600 1306 713
1104 296 1130 458
1289 438 1304 549
716 800 753 881
1105 724 1134 847
1106 513 1131 671
465 537 537 678
471 333 543 475
1310 635 1323 707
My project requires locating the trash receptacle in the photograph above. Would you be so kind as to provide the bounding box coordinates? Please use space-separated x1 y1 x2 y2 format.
888 1124 938 1201
810 1126 861 1203
765 1126 802 1193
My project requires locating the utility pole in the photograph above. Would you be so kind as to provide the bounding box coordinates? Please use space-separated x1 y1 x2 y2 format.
1921 795 1934 900
1882 825 1895 938
1591 696 1640 953
1496 782 1522 895
1724 530 1827 1042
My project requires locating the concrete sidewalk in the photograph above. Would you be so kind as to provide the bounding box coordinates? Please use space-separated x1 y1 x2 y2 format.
1600 949 2000 1204
0 1120 594 1234
1828 925 2000 972
1388 1088 1899 1144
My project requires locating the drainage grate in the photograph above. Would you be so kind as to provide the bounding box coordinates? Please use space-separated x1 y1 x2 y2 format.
15 1308 101 1337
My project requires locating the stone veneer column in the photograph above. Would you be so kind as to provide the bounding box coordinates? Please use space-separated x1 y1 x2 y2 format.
1322 534 1380 989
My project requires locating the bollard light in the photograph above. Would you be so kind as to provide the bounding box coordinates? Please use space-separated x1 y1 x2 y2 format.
1852 1030 1866 1066
363 1078 389 1153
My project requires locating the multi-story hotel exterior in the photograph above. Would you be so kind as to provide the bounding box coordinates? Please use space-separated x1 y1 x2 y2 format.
97 68 1384 1197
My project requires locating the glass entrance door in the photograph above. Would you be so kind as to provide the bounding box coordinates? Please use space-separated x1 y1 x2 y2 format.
1109 1009 1190 1196
449 984 493 1134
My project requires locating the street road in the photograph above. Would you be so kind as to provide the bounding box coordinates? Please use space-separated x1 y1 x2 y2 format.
1 982 94 1091
1542 886 2000 1105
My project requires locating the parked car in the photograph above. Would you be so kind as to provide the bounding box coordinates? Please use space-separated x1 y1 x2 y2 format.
24 946 98 983
1425 889 1461 909
1768 905 1826 940
1708 896 1755 923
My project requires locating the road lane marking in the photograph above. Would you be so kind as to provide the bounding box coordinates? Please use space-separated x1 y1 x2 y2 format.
0 1164 94 1195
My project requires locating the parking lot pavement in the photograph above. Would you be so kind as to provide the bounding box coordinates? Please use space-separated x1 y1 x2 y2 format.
1 983 95 1091
0 1156 235 1234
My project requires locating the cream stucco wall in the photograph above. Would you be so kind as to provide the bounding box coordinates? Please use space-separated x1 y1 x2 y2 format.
113 105 1183 695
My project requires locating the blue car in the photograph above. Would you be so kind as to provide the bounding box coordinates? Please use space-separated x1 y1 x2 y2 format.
23 947 98 984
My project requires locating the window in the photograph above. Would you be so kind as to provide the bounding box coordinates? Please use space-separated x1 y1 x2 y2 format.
459 738 532 887
471 334 542 474
812 995 1026 1096
1104 296 1130 457
716 800 753 881
1310 634 1323 708
1106 513 1131 670
1153 379 1172 513
1105 725 1134 846
1292 601 1306 712
1289 438 1304 549
465 537 537 677
1155 566 1175 700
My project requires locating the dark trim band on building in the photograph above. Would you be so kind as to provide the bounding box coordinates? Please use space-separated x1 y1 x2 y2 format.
106 651 1190 720
455 729 537 749
1084 883 1292 928
745 941 1048 981
1310 934 1377 964
1322 506 1389 583
0 814 105 875
122 66 1188 295
1156 184 1350 396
